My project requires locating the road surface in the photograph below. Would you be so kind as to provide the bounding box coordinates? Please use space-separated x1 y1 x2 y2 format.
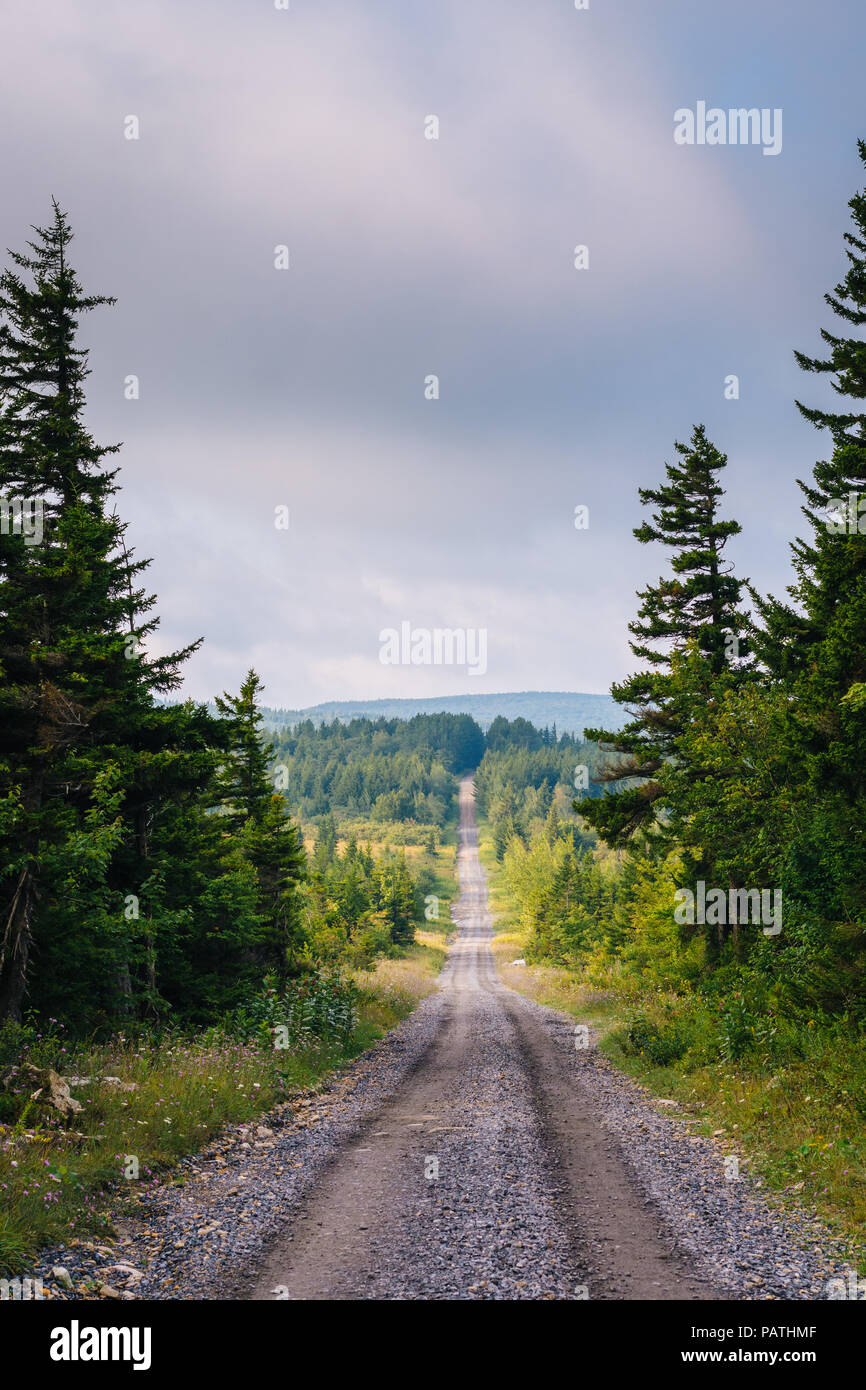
246 777 714 1300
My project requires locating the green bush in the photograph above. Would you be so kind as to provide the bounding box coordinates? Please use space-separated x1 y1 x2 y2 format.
623 1011 689 1066
714 991 778 1064
224 969 358 1052
0 1021 34 1075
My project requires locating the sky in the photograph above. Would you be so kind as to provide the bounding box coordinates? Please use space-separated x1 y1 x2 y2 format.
1 0 864 708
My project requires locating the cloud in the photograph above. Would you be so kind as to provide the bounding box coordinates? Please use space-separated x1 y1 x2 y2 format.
0 0 861 707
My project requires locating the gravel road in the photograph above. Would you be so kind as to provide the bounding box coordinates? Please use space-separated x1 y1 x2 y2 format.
33 778 851 1301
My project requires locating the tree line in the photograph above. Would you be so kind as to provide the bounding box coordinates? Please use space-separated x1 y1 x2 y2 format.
266 712 483 827
474 732 610 860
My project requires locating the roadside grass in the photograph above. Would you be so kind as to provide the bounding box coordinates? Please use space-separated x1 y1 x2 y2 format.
0 941 446 1277
480 824 866 1273
602 1025 866 1272
476 826 501 884
352 937 446 1039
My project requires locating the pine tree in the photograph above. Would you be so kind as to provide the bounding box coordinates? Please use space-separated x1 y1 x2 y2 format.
581 425 751 847
215 671 276 830
0 202 120 1017
313 814 338 870
215 670 306 978
746 142 866 944
755 142 866 718
375 858 417 946
0 204 223 1024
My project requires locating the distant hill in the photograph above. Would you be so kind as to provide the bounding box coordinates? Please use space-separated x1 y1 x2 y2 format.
258 691 624 738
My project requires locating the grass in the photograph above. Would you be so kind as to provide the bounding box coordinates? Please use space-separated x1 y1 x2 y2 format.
0 941 446 1277
601 1021 866 1268
354 937 446 1035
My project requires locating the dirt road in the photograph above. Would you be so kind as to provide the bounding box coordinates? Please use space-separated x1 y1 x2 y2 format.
246 778 716 1300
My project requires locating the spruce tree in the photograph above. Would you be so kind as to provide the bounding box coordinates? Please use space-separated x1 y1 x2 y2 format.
755 142 866 727
0 204 223 1024
581 425 751 847
749 141 866 946
215 670 306 978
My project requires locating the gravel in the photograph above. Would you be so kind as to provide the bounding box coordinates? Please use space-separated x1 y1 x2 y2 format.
27 991 448 1301
525 994 854 1301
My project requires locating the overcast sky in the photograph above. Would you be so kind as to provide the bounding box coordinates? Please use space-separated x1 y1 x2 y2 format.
2 0 864 707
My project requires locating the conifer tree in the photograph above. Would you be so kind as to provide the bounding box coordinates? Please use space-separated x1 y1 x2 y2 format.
748 142 866 936
215 670 306 977
313 814 338 870
581 425 751 847
0 204 222 1023
755 142 866 734
374 858 417 946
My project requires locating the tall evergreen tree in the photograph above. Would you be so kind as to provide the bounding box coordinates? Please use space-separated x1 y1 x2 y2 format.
755 142 866 731
0 203 223 1024
215 670 307 978
747 143 866 949
581 425 751 847
374 858 418 947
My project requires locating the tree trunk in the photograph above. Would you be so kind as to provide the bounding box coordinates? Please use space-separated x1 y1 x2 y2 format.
0 764 44 1023
0 864 36 1022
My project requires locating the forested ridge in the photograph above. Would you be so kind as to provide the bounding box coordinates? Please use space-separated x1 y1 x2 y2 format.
255 690 624 736
267 711 483 827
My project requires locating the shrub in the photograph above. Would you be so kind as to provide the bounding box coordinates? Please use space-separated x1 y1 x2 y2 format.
623 1010 689 1066
225 970 358 1052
